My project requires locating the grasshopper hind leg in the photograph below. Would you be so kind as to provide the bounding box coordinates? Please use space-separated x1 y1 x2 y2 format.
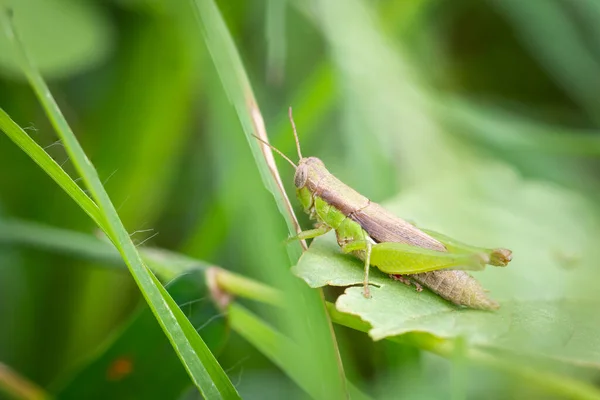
390 274 411 286
390 274 423 292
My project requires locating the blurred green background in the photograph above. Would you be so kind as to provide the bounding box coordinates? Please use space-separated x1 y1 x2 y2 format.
2 0 600 399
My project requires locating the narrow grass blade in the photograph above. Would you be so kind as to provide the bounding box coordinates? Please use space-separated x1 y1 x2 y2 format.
0 218 121 266
0 218 214 280
0 10 239 399
0 109 104 229
188 0 303 248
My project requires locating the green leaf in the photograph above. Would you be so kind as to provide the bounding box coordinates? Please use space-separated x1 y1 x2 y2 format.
54 272 229 400
294 163 600 367
0 0 113 79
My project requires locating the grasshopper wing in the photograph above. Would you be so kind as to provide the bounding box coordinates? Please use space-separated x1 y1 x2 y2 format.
369 242 489 274
352 203 446 251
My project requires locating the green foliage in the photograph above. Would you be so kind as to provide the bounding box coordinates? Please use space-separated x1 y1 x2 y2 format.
2 0 600 399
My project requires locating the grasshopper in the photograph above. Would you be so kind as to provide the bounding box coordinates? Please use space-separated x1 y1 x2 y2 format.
256 108 512 310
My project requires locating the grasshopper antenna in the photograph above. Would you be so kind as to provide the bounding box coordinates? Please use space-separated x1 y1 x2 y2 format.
288 107 303 160
251 134 298 169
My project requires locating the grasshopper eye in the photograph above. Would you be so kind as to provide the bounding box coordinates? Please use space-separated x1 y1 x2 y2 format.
294 165 308 188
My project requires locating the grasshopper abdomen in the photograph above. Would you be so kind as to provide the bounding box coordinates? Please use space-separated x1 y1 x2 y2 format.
412 271 500 310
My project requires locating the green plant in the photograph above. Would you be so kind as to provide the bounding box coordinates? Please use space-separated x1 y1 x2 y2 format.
2 1 600 399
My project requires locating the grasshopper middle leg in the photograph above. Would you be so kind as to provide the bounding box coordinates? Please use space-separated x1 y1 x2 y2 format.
363 240 372 298
340 238 375 298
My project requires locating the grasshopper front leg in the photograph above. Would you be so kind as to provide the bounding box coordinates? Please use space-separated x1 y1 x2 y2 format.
287 224 332 242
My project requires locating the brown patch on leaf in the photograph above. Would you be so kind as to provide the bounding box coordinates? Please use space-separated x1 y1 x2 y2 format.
106 356 133 381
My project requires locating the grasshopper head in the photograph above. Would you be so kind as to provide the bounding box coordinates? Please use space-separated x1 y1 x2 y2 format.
294 157 325 189
295 157 328 213
252 107 329 215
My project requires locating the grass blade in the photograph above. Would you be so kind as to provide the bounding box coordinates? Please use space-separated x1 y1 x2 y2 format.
0 109 104 229
0 9 239 399
188 0 348 398
188 0 303 247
